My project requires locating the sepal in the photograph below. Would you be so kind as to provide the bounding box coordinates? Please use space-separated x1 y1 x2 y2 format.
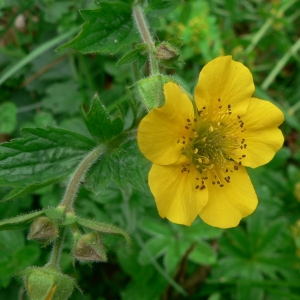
73 232 107 262
19 267 75 300
28 216 58 244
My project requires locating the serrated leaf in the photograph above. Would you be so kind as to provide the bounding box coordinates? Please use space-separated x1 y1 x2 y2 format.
57 2 139 54
85 138 148 194
81 95 123 142
0 127 96 200
1 177 65 202
76 216 130 245
0 210 46 231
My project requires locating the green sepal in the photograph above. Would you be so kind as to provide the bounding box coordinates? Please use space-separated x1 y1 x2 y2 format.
0 209 46 231
73 232 107 263
19 267 76 300
76 216 131 245
135 75 174 110
57 2 138 54
116 44 148 66
81 95 123 143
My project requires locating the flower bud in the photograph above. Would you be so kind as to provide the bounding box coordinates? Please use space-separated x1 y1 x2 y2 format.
28 216 58 243
73 232 107 262
20 267 75 300
155 42 179 61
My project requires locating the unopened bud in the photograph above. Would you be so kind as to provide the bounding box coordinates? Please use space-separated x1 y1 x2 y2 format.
73 232 107 262
156 42 179 61
20 267 75 300
28 216 58 243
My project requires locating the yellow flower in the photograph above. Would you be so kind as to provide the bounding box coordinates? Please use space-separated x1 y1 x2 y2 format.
137 56 284 228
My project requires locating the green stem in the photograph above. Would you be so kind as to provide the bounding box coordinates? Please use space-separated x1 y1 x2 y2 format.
47 227 66 269
261 37 300 90
60 144 107 209
132 5 159 75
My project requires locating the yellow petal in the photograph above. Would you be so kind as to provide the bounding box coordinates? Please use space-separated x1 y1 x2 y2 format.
149 163 208 226
199 166 258 228
138 82 194 165
234 98 284 168
194 56 254 117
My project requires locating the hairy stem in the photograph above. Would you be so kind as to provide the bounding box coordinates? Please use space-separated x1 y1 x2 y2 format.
132 5 159 75
47 227 65 269
60 144 107 209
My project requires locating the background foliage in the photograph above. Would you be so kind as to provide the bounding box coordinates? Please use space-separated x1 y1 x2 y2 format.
1 0 300 299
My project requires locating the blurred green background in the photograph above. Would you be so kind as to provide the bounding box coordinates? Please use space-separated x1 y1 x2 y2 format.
1 0 300 299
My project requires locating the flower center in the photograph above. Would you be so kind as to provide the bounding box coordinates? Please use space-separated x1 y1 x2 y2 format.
179 98 249 188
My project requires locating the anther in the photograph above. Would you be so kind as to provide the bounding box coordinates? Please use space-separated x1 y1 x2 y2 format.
195 185 199 189
185 126 189 129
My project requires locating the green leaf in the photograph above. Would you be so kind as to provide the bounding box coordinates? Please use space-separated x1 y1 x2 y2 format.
147 0 181 15
76 216 131 245
42 81 83 115
188 240 217 265
0 127 95 200
139 217 172 236
0 102 18 134
57 2 139 54
0 210 46 231
86 138 148 194
116 44 148 66
138 236 170 265
1 177 65 202
81 95 123 142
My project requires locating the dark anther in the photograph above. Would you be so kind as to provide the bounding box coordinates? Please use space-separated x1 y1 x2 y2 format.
220 184 224 187
177 139 180 143
195 185 199 189
212 181 215 185
234 166 238 170
194 119 197 122
218 98 221 102
242 155 246 157
185 126 189 129
239 161 242 165
187 119 190 122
